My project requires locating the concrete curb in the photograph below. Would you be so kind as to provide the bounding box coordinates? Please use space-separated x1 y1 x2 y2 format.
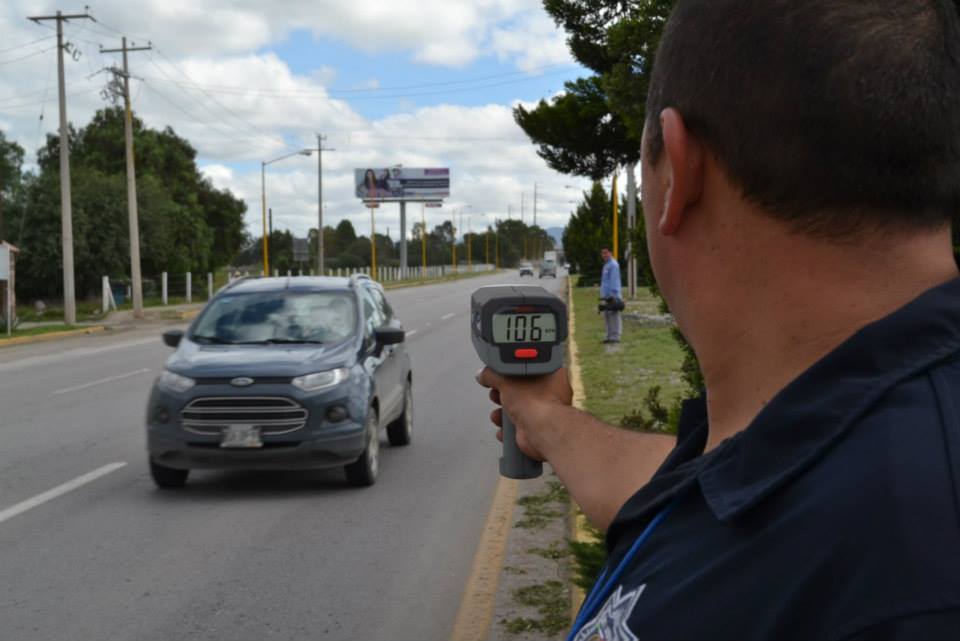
0 325 107 348
566 276 592 623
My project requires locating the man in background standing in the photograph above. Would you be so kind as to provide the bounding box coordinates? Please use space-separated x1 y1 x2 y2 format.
600 247 622 343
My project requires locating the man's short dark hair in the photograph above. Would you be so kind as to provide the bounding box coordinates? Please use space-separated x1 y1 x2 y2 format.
645 0 960 236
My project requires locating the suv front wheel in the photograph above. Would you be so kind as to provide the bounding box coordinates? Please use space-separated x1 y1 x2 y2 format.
345 409 379 487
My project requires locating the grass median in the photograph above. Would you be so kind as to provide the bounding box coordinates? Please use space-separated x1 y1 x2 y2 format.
571 282 686 425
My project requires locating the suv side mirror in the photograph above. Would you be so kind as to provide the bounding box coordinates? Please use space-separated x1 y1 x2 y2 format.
163 329 184 348
373 326 405 357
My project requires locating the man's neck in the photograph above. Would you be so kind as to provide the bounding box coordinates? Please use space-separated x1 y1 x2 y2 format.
694 229 958 453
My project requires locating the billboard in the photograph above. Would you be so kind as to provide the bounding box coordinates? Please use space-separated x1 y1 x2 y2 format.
355 167 450 202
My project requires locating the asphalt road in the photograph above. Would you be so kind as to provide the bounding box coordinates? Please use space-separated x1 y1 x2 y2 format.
0 271 565 641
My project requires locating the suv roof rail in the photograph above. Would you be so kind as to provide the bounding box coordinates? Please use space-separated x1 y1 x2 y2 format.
349 273 372 286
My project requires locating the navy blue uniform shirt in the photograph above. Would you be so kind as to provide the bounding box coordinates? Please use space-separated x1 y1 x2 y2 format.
576 277 960 640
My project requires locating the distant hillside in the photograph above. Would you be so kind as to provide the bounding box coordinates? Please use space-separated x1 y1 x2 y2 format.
546 226 564 248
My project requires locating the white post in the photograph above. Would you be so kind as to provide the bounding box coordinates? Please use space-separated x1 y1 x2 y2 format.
208 272 213 299
6 277 12 336
161 272 168 305
274 269 279 278
287 269 292 277
186 272 192 303
102 276 110 314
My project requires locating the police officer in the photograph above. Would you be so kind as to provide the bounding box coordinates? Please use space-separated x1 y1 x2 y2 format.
478 0 960 638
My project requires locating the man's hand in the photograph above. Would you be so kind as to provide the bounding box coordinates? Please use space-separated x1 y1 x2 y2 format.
476 365 676 532
475 367 572 461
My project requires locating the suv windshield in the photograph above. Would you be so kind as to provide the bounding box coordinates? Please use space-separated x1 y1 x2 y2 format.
191 291 357 344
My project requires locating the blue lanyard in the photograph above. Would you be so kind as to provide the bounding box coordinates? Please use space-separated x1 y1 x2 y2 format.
567 495 683 641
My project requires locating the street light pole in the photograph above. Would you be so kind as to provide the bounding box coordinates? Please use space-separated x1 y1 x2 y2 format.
260 149 313 276
315 134 335 276
261 161 268 275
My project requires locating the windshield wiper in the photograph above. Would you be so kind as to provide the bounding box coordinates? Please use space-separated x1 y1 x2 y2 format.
192 334 235 344
264 338 324 344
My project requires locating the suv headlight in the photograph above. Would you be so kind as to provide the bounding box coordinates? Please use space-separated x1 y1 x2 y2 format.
292 368 349 392
159 370 196 393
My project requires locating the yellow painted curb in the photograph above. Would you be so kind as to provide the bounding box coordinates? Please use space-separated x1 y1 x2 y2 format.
0 325 106 348
178 310 200 320
450 475 520 641
567 276 595 623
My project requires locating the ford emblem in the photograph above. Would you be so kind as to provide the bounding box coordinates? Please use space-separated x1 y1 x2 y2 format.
231 377 254 387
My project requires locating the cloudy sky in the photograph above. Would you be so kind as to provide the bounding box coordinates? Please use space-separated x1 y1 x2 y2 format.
0 0 604 244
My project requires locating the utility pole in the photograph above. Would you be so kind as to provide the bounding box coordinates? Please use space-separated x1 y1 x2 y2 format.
533 181 538 228
521 193 525 224
29 9 92 324
102 37 150 319
626 162 638 299
612 169 619 260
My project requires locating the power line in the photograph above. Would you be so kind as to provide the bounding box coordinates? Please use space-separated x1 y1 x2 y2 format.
139 80 287 153
137 66 574 101
0 86 98 111
137 62 573 96
145 50 276 144
0 45 58 66
0 34 56 55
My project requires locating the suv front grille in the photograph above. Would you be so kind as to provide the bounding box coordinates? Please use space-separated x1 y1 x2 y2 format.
181 396 308 436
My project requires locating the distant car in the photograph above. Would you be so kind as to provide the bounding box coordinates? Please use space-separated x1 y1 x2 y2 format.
539 259 557 279
519 262 535 277
146 274 412 489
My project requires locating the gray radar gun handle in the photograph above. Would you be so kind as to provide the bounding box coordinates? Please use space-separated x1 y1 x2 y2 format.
500 408 543 479
471 284 568 481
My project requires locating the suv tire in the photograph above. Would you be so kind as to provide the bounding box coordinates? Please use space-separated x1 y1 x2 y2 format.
345 409 380 487
150 459 189 488
387 382 413 446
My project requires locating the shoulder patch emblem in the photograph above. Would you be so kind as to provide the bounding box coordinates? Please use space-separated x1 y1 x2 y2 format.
573 584 645 641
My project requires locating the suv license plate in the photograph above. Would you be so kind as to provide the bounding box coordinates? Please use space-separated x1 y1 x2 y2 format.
220 425 263 448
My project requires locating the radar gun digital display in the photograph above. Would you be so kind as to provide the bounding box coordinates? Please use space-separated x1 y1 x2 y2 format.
471 285 568 479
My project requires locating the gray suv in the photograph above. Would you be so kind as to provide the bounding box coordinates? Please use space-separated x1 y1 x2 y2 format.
146 274 412 488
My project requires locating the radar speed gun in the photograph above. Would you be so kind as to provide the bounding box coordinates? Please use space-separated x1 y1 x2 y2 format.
471 285 568 479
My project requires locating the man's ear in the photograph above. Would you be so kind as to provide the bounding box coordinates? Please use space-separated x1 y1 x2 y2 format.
659 108 704 236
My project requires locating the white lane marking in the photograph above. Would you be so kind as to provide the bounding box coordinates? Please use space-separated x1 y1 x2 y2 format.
51 368 152 395
405 330 418 337
0 337 157 373
441 313 456 321
0 462 127 525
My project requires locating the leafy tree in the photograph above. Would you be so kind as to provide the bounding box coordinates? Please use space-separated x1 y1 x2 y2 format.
11 108 244 300
562 182 630 285
515 77 637 180
0 131 24 242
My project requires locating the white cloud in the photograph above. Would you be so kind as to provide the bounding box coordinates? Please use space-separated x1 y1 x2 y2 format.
489 11 572 72
0 0 591 254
